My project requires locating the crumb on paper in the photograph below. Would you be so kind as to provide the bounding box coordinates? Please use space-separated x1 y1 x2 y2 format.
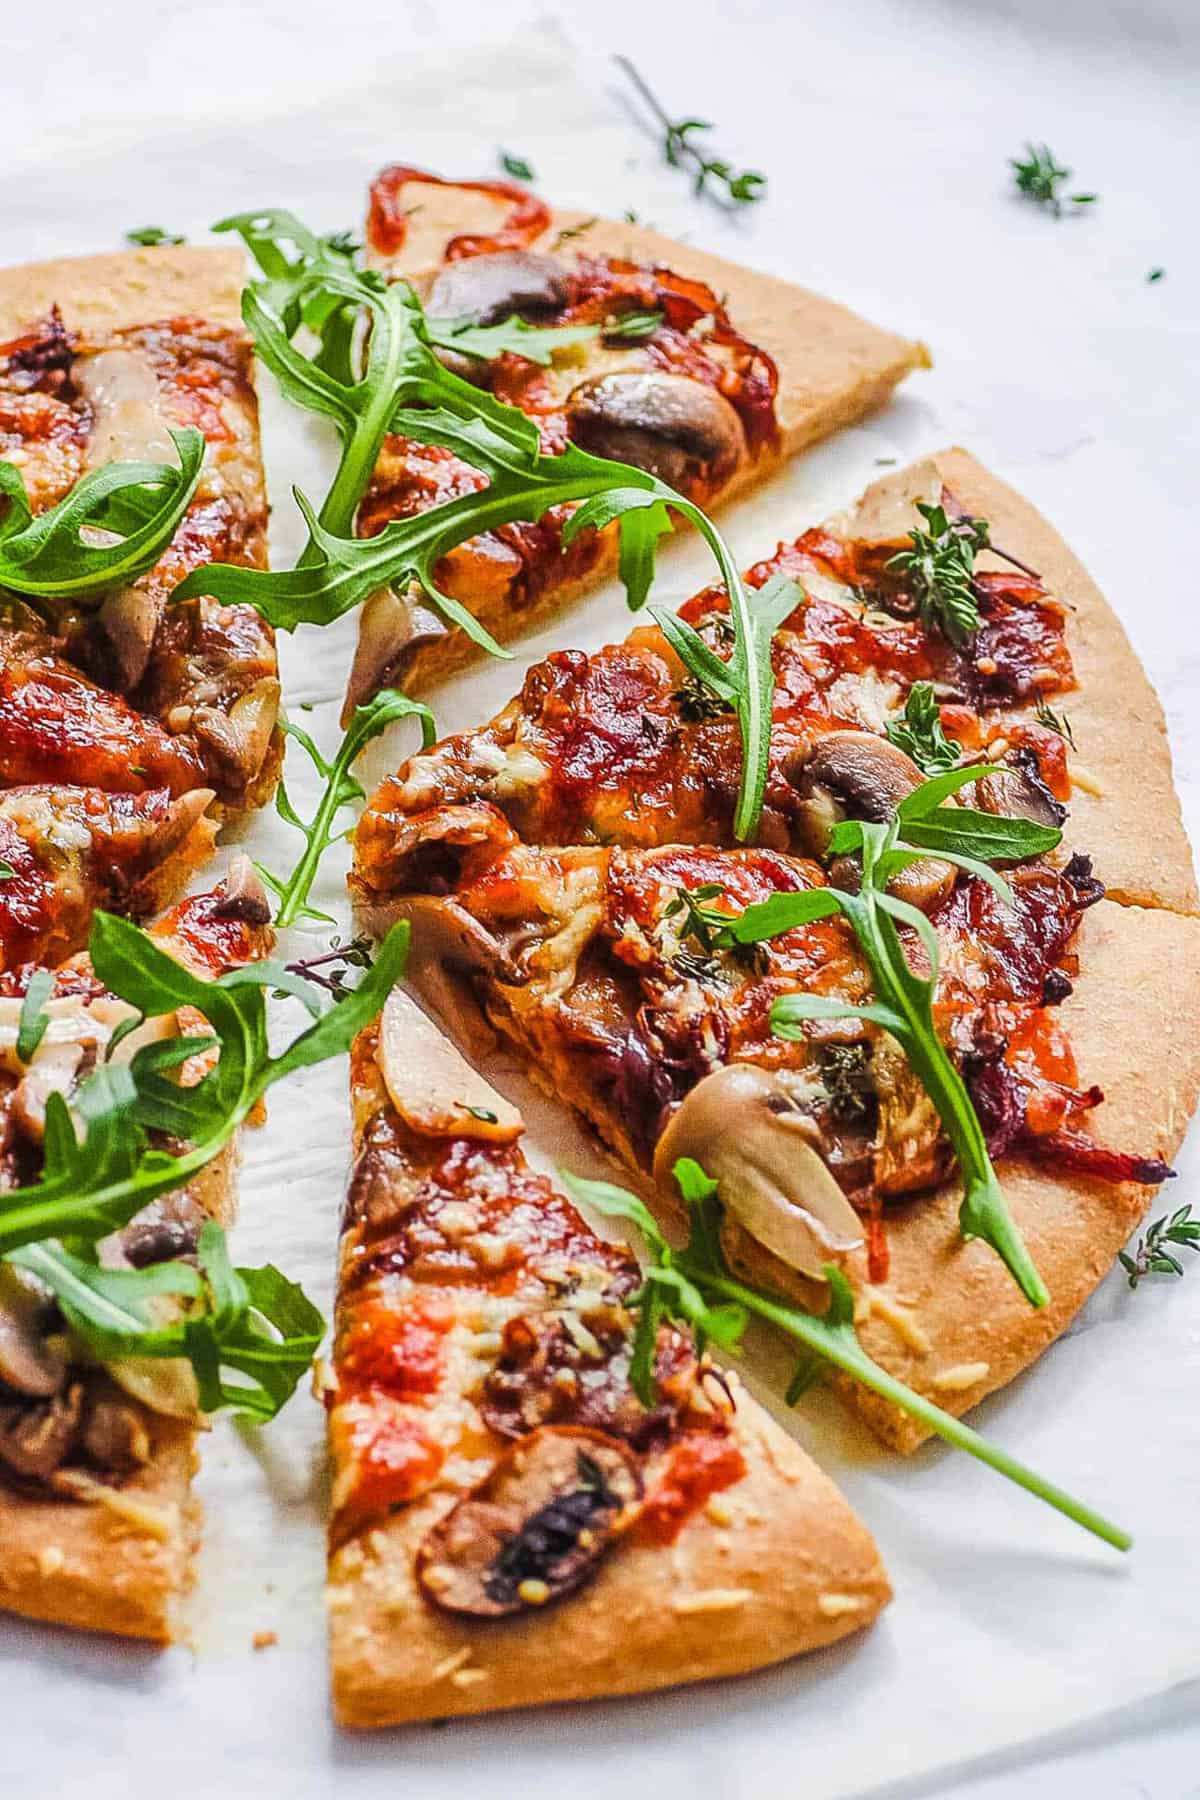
253 1630 278 1651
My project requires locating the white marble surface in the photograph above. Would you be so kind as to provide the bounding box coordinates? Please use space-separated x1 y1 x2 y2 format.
1 4 1199 1796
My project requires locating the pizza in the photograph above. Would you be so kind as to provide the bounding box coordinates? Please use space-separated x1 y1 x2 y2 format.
351 449 1200 1449
341 165 928 707
0 861 273 1641
327 986 889 1727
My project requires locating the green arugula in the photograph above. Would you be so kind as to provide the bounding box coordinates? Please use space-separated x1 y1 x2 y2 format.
718 769 1062 1305
126 227 186 247
1119 1204 1200 1291
16 968 54 1063
174 241 793 841
604 309 665 342
258 689 436 929
564 1160 1129 1550
885 681 962 774
12 1226 323 1421
888 501 991 645
613 57 766 206
1010 145 1097 216
0 910 410 1257
0 428 204 603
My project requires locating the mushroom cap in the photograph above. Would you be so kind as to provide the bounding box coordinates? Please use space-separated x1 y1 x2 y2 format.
566 370 745 487
376 986 522 1143
0 1265 68 1400
653 1063 864 1283
427 250 569 325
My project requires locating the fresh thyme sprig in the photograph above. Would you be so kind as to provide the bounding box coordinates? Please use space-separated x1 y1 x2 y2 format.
564 1161 1129 1550
722 769 1063 1305
280 936 375 1001
1119 1204 1200 1290
888 501 991 645
176 233 794 842
663 882 735 953
885 681 962 774
613 57 766 207
258 689 435 929
1034 693 1077 750
1010 144 1097 217
0 428 204 604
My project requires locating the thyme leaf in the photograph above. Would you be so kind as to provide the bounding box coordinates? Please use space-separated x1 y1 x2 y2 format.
126 227 186 247
499 150 536 183
1010 144 1097 217
613 57 766 207
888 500 991 645
1119 1205 1200 1290
885 681 962 773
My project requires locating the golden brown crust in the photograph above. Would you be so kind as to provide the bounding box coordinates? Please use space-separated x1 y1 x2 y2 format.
0 1141 238 1640
838 449 1198 914
0 246 246 339
330 1391 890 1728
368 198 928 692
330 1010 889 1727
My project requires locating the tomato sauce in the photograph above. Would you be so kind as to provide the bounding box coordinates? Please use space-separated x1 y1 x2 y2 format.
638 1428 747 1544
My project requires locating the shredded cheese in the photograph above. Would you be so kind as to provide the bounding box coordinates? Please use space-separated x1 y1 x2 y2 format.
51 1471 175 1540
671 1587 751 1615
818 1593 869 1618
863 1287 932 1357
930 1361 991 1393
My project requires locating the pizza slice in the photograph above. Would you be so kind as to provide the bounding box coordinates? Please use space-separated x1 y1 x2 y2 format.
342 164 928 704
0 862 274 1640
327 987 889 1727
350 452 1200 1448
0 246 281 842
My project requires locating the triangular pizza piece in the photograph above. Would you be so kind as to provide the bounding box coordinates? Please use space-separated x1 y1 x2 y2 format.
327 989 889 1728
0 867 273 1639
342 164 928 704
350 450 1200 1447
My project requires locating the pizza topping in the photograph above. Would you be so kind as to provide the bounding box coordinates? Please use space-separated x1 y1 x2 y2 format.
653 1063 863 1282
366 166 553 262
965 752 1066 832
426 251 570 326
637 1427 748 1544
416 1427 641 1618
390 893 527 1058
377 987 522 1142
0 1381 83 1482
0 1263 66 1397
341 585 449 721
565 369 745 489
73 347 177 469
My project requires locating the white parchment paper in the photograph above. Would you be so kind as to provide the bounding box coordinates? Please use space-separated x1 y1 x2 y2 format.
1 13 1198 1797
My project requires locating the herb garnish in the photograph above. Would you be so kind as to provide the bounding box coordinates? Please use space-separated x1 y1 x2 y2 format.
1034 693 1076 749
0 912 410 1416
719 769 1063 1304
0 429 204 604
258 689 435 929
280 935 374 1001
885 681 962 773
564 1160 1129 1550
1119 1204 1200 1290
499 150 536 183
613 57 766 207
1010 145 1097 216
126 227 186 247
551 218 598 250
1147 268 1165 284
16 968 54 1064
604 309 665 342
888 501 991 645
178 226 796 842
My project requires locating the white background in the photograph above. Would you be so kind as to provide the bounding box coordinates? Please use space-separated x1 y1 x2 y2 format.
1 3 1198 1796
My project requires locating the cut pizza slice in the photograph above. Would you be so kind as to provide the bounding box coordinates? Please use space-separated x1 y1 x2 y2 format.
327 987 889 1728
341 164 928 704
350 449 1200 1448
0 864 274 1641
0 246 281 851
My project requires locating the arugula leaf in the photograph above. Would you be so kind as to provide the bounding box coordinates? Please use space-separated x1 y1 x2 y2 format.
428 315 599 367
11 1225 323 1421
888 501 990 645
604 309 665 342
727 788 1052 1305
126 227 186 247
0 861 15 880
0 912 410 1256
571 1160 1129 1550
16 968 54 1063
885 681 961 774
0 429 204 602
259 688 436 928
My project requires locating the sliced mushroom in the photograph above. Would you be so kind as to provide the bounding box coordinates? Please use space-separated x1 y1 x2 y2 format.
377 986 523 1142
11 1040 85 1142
115 1190 206 1269
426 250 569 326
653 1063 863 1283
0 1265 68 1399
391 893 527 1060
142 787 216 869
416 1426 641 1618
0 1381 83 1482
788 730 956 912
192 677 281 787
81 1396 151 1473
210 853 272 927
95 584 161 692
341 585 448 724
74 348 176 468
104 1355 201 1423
968 751 1066 834
566 371 745 488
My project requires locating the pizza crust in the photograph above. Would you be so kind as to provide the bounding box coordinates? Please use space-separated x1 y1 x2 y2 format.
0 245 246 339
366 192 928 691
836 448 1198 915
331 1386 890 1728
